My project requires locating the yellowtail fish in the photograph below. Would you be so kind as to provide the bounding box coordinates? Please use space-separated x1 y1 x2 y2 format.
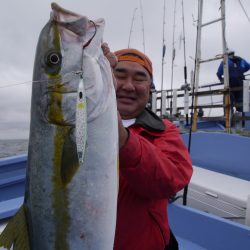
0 2 118 250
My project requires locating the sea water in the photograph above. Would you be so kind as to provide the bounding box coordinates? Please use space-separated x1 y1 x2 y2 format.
0 139 28 158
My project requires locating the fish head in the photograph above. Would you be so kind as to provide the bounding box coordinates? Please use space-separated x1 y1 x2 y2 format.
32 3 105 127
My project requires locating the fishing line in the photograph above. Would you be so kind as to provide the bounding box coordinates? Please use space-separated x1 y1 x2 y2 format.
79 20 97 75
0 80 36 89
139 0 146 53
84 20 97 48
238 0 250 23
0 73 78 90
0 79 51 89
128 8 138 48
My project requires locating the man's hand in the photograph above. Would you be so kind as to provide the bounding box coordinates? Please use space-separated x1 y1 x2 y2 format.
117 113 129 149
102 42 118 90
101 42 118 68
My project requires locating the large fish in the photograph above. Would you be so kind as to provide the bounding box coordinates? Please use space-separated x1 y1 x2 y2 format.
0 3 118 250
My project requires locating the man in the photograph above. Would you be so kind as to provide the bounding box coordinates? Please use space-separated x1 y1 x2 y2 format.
217 51 250 125
103 46 193 250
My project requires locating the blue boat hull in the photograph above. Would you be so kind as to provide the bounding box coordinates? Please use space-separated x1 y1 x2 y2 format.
0 153 250 249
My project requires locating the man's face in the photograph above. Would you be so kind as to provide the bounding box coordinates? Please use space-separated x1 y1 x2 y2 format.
114 61 151 119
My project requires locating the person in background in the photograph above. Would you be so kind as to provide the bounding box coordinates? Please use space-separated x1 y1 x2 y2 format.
217 50 250 126
102 44 193 250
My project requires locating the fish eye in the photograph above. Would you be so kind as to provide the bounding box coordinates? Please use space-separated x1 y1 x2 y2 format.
49 53 60 64
45 51 62 66
44 51 62 75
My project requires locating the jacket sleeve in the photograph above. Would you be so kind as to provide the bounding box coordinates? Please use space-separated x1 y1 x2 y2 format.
242 59 250 72
119 121 193 199
217 62 223 81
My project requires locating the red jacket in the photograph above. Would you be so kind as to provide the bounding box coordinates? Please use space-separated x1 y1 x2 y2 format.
114 109 192 250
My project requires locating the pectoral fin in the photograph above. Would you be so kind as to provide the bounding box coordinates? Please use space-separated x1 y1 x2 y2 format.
0 205 30 250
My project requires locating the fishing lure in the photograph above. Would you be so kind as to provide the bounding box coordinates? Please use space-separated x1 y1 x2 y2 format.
76 74 87 164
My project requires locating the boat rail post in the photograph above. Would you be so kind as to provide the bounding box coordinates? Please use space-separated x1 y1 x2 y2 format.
221 0 231 132
161 90 167 117
192 0 203 132
151 91 157 114
192 0 230 132
243 79 250 113
246 195 250 226
172 89 177 116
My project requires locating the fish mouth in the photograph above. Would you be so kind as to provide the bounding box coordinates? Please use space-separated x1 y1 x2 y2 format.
51 2 89 36
51 2 81 19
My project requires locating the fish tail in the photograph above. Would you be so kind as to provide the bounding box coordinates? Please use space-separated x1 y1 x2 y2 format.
0 205 30 250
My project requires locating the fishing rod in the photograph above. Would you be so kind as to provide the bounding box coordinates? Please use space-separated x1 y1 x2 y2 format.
183 0 201 206
170 0 177 117
128 8 138 48
161 0 167 100
181 0 190 126
181 0 187 78
139 0 146 53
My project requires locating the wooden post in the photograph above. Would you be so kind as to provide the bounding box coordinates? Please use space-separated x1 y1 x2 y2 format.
192 0 203 131
221 0 230 132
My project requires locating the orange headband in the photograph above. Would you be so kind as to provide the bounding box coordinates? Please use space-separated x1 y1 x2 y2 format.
114 48 153 77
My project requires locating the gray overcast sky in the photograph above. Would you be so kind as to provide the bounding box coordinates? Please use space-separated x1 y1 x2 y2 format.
1 0 250 139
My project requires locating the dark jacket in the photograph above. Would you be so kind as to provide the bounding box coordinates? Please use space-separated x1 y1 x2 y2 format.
114 109 193 250
217 56 250 86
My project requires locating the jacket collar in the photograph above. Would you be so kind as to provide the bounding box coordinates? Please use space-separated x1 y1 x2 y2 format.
135 108 165 131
